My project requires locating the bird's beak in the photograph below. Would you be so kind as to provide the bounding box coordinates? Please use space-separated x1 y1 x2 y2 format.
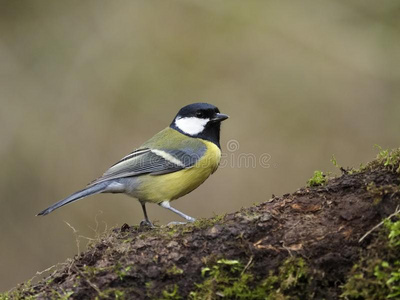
210 113 229 123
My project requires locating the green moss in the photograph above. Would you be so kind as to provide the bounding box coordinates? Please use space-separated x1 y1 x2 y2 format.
341 218 400 299
50 290 74 300
0 286 74 300
113 290 125 300
166 227 180 237
331 154 341 169
0 281 37 300
375 146 400 172
136 214 226 242
97 289 125 300
158 284 182 300
386 218 400 247
129 214 226 244
114 263 132 281
166 264 184 276
260 257 312 299
83 265 100 278
145 281 155 299
189 257 312 300
241 210 262 222
353 147 400 174
189 259 258 300
366 182 400 205
0 293 23 300
307 170 327 187
278 257 311 293
190 214 225 230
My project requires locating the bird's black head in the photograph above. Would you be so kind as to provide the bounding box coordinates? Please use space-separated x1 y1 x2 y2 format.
170 103 229 148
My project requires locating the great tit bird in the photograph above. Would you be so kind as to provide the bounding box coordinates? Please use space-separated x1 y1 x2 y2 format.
37 103 228 226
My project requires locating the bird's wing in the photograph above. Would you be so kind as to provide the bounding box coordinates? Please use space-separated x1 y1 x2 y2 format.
88 145 207 186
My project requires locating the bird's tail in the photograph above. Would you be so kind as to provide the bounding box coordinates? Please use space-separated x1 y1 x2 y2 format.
37 182 110 216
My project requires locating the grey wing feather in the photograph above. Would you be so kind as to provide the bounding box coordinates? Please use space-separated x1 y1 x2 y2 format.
88 145 206 185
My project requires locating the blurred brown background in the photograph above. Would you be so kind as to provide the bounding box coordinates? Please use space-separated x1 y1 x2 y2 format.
1 0 399 291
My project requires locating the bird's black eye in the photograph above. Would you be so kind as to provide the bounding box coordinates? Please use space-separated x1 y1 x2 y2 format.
196 111 204 118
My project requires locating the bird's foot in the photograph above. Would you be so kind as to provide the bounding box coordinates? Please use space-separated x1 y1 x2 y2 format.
186 216 196 223
140 219 154 228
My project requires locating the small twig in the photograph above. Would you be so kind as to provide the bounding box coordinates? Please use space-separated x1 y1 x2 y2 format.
88 210 105 240
65 221 81 255
241 256 254 275
65 221 97 256
282 244 293 257
359 205 400 243
5 262 68 295
35 264 57 276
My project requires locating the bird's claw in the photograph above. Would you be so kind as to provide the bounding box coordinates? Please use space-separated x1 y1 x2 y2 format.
140 219 154 228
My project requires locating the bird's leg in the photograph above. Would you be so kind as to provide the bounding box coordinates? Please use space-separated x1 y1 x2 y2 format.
139 202 154 227
159 201 196 225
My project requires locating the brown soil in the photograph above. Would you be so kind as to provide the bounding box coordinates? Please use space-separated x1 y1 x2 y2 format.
9 158 400 299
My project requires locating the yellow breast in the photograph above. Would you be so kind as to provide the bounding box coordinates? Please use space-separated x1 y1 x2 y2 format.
135 140 221 203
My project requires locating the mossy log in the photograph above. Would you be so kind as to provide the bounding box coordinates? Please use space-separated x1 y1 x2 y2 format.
3 149 400 299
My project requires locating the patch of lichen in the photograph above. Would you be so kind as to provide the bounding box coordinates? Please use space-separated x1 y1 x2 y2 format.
189 257 312 300
341 218 400 299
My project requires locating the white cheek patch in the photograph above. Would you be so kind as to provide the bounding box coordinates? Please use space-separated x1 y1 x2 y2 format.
175 117 209 135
